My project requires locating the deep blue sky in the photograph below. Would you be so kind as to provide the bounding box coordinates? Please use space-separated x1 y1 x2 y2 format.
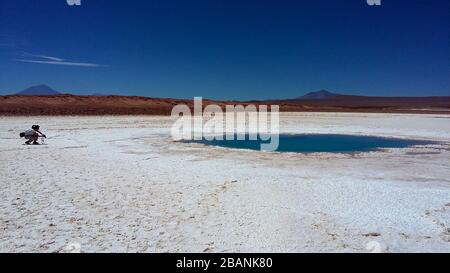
0 0 449 99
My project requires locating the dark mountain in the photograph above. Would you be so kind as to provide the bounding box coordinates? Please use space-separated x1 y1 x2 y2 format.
1 88 450 115
16 84 61 96
299 90 339 100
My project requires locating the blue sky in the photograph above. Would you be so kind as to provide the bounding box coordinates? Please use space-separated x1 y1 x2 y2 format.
0 0 449 99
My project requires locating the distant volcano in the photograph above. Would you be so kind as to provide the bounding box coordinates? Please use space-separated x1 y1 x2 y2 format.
16 84 61 96
298 90 339 100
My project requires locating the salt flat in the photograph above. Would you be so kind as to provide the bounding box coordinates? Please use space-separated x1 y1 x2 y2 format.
0 113 449 252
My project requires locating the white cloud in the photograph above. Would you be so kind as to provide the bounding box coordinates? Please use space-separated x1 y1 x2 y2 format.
17 59 102 67
23 53 65 62
16 53 104 67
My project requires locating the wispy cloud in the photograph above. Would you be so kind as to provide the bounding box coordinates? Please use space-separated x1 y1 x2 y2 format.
16 53 104 67
16 59 102 67
23 52 65 62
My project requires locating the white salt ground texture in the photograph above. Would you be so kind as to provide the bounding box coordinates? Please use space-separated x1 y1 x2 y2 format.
0 113 449 252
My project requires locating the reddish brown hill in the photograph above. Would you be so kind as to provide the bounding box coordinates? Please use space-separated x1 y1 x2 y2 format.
1 94 449 115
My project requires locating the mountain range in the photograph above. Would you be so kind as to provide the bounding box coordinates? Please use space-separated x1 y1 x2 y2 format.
1 85 449 115
13 85 343 99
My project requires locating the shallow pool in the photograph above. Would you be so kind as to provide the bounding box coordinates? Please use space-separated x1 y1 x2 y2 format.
186 134 435 153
